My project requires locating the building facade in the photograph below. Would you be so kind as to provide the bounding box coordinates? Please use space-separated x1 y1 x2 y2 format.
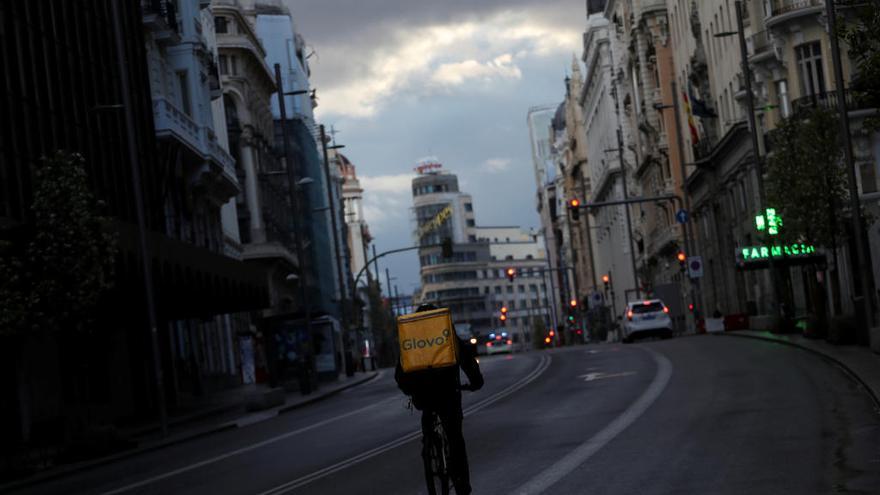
413 162 552 346
0 0 266 453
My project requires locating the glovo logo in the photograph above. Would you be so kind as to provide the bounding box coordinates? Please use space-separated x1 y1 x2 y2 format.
402 328 451 351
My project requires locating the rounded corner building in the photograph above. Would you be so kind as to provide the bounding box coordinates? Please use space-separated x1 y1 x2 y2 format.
412 159 552 348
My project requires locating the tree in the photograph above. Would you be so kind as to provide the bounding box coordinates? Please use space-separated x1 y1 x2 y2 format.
766 107 849 249
0 151 116 336
839 0 880 131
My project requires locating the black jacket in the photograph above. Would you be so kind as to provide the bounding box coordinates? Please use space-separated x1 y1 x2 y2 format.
395 336 483 410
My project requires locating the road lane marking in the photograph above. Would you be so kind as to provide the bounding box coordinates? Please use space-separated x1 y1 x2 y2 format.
98 396 397 495
516 346 672 494
578 371 636 382
257 353 553 495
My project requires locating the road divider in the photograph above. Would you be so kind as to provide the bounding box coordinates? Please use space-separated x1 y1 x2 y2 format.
257 353 553 495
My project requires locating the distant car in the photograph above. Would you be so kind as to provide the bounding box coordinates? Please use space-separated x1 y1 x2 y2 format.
482 331 513 355
622 299 673 343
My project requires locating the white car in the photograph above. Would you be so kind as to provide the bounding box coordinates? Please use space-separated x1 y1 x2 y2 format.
483 331 513 355
622 299 673 343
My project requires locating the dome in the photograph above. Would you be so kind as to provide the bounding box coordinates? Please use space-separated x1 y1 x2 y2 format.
551 101 566 131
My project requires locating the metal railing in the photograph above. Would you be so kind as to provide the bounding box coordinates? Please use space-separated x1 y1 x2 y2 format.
769 0 822 17
790 89 868 115
749 30 772 56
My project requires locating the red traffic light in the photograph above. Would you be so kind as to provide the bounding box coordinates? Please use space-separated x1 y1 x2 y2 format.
549 330 555 337
506 267 516 282
688 303 695 312
499 314 507 322
500 306 508 314
601 274 610 284
677 252 687 263
569 299 577 308
569 199 580 208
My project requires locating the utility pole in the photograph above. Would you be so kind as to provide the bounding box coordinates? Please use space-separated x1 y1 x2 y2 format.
111 1 166 435
671 79 699 325
319 124 352 375
273 64 314 371
825 0 876 330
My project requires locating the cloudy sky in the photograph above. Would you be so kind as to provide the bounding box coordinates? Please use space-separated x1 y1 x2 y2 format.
287 0 587 294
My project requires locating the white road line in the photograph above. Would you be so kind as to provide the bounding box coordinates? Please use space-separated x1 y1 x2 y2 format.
98 396 397 495
515 346 673 495
258 354 553 495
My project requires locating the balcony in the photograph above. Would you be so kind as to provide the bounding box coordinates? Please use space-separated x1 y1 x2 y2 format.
153 96 239 195
646 223 681 257
765 0 824 28
790 89 871 116
748 30 774 61
141 0 181 44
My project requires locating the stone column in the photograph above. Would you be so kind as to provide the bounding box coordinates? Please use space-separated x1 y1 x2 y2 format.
239 125 265 243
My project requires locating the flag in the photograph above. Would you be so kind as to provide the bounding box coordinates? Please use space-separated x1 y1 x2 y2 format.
689 82 715 118
682 90 700 144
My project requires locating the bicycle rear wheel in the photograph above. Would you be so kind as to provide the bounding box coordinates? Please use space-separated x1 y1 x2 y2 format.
423 417 451 495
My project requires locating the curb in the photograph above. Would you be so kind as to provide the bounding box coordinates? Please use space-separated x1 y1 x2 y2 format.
718 332 880 408
0 371 382 493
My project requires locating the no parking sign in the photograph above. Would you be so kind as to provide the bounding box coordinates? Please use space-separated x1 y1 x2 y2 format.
688 256 704 278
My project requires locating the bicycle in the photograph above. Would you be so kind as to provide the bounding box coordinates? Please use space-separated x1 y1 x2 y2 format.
421 383 474 495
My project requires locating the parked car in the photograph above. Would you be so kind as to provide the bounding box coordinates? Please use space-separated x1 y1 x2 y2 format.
622 299 673 343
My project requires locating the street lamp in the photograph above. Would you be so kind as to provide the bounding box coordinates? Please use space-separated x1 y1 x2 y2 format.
319 124 355 376
714 0 781 319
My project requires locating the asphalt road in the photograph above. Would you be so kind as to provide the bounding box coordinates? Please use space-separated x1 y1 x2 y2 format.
12 335 880 495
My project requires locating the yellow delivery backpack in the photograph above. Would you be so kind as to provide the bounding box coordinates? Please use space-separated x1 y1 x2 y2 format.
397 307 458 373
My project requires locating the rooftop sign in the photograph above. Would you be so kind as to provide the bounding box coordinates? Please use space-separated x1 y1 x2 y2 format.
414 159 443 175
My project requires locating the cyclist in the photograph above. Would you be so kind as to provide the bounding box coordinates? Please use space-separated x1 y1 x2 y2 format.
395 304 484 495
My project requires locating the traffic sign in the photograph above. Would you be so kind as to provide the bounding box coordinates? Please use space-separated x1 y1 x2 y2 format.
676 209 690 224
687 256 703 278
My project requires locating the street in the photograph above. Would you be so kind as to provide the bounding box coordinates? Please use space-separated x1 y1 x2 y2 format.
10 335 879 495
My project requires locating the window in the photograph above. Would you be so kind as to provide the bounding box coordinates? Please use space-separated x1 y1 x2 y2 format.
177 71 191 116
466 219 475 227
494 286 501 294
796 41 825 99
506 286 513 294
468 235 477 242
214 16 228 34
518 285 525 293
464 203 473 212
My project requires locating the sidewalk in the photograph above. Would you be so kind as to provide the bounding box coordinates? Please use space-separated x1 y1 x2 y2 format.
718 330 880 406
1 370 381 492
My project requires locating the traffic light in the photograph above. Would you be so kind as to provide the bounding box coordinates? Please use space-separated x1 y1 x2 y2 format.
677 251 686 269
506 267 516 283
569 198 581 221
549 330 555 337
569 298 577 308
602 273 611 290
441 237 453 258
499 306 508 326
688 303 695 312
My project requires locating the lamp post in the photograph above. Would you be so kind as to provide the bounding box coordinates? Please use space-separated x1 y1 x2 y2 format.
715 0 781 320
824 0 876 330
318 124 354 376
